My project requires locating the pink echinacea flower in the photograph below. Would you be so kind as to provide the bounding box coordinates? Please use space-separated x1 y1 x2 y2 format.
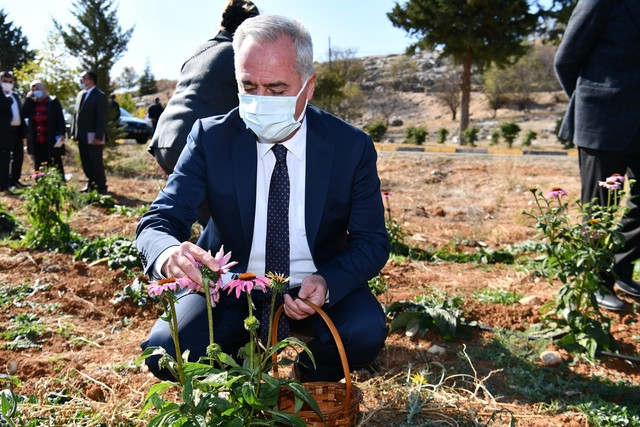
226 273 270 299
544 187 568 200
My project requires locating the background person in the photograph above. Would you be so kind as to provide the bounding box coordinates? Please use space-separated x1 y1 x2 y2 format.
148 0 259 176
137 14 389 383
1 71 26 188
554 0 640 310
109 94 121 123
147 0 259 226
70 71 108 194
147 97 163 135
22 80 67 177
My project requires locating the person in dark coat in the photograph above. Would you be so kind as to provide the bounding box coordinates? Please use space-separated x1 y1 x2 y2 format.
0 71 26 190
148 0 260 174
70 71 108 194
555 0 640 310
137 15 389 383
22 80 67 177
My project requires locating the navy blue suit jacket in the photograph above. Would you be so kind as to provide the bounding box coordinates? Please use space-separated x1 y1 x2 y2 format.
137 105 390 307
555 0 640 150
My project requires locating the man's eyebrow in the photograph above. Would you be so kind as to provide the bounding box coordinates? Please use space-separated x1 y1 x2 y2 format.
240 79 289 89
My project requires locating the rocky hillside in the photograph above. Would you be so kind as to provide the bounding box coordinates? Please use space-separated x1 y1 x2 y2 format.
146 50 569 148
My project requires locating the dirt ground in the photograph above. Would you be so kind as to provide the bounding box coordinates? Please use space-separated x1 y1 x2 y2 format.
0 92 639 426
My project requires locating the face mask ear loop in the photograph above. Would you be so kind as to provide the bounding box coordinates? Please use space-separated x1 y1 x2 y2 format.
295 78 310 122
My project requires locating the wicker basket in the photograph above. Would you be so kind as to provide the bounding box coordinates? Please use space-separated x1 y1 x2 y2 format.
271 300 363 427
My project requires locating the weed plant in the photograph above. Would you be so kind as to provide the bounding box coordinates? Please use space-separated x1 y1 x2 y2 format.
20 167 82 252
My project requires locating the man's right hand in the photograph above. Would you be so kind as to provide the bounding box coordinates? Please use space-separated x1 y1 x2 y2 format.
161 242 221 287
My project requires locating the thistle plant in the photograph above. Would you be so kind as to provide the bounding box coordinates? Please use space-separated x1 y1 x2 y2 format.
21 166 79 252
525 175 631 358
138 246 322 426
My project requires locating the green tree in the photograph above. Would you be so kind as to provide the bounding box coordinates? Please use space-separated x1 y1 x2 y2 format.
14 31 81 110
500 121 521 148
388 0 537 139
53 0 133 91
0 8 35 71
334 81 365 122
115 66 139 93
138 60 157 96
312 70 346 113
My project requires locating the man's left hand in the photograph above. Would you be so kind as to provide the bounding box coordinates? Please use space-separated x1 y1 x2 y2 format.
283 274 327 320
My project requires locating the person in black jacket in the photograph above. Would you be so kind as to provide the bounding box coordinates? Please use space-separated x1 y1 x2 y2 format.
1 71 26 190
70 71 108 194
22 81 67 178
555 0 640 310
148 0 260 174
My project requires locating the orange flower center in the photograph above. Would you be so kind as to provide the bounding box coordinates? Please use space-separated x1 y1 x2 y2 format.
239 272 256 281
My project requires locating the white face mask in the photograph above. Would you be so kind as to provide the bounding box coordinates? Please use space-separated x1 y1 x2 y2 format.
238 79 308 142
1 82 13 93
79 82 87 90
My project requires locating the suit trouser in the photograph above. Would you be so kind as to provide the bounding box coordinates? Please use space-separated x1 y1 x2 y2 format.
578 132 640 287
77 141 107 192
10 126 23 183
0 147 10 189
141 285 388 382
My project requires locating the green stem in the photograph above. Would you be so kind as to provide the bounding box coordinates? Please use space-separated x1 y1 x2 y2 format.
202 277 215 367
246 293 256 369
167 297 186 385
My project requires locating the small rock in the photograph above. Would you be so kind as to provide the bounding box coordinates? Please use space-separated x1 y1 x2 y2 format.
427 344 446 356
519 295 542 306
540 350 562 367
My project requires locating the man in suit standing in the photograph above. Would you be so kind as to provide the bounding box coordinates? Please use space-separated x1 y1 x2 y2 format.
1 71 26 189
71 71 108 194
555 0 640 310
137 15 390 382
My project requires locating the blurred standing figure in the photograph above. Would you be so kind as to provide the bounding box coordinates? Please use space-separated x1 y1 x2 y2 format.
148 0 259 176
1 71 26 188
554 0 640 311
22 81 67 177
71 71 108 194
109 94 121 123
147 97 164 135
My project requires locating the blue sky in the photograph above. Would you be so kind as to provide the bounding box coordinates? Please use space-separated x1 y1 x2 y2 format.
4 0 417 80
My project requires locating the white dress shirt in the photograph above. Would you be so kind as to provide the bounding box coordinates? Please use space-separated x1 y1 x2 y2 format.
246 119 316 288
9 92 20 126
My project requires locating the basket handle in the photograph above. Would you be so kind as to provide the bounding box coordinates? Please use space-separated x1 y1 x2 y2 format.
271 299 352 410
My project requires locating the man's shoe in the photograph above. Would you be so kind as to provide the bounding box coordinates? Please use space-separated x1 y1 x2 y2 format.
80 186 91 193
615 278 640 297
595 290 625 311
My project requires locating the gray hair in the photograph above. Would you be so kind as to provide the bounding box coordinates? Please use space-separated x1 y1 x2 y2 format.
233 15 314 82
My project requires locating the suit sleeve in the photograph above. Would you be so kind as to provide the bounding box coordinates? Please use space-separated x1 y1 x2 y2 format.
315 135 390 306
554 0 608 96
96 92 108 140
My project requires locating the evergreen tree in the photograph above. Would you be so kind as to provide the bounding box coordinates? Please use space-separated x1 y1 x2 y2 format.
0 8 35 71
53 0 133 91
138 60 157 96
387 0 537 139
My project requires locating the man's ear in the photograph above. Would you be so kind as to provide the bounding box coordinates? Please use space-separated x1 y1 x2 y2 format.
305 73 317 100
